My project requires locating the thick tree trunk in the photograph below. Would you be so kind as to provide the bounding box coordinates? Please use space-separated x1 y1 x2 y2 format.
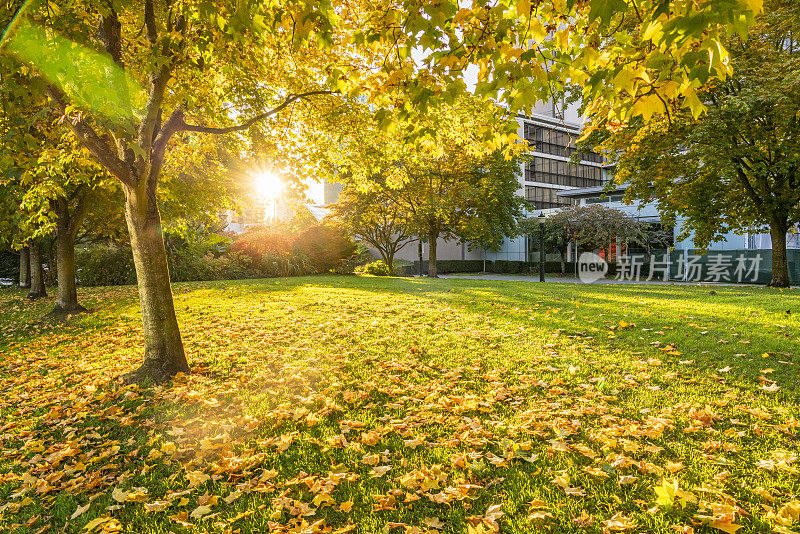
769 221 790 287
386 250 395 275
122 184 189 384
19 246 30 288
27 241 47 299
427 233 438 278
51 229 85 314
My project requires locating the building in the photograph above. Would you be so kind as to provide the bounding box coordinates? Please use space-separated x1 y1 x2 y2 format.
383 98 613 264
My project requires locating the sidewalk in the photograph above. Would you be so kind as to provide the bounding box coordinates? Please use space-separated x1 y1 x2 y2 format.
436 273 764 286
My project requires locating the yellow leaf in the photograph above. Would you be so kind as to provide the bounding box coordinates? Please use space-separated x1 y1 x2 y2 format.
111 487 129 503
190 505 211 519
71 503 90 520
224 490 242 504
83 516 112 531
654 479 678 507
339 500 354 513
708 519 742 534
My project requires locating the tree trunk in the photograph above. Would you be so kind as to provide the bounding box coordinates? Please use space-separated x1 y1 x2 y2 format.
51 228 85 314
427 232 438 277
19 246 30 288
769 220 790 287
27 241 47 299
386 250 395 275
122 184 189 384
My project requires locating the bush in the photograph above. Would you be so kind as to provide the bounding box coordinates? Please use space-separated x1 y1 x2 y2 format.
231 227 291 271
357 260 392 276
0 249 18 282
291 225 356 274
414 260 488 274
76 244 137 286
334 244 373 275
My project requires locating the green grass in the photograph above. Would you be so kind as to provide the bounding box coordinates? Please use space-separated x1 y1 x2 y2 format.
0 276 799 534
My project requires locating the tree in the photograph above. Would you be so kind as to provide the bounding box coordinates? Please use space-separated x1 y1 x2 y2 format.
519 213 571 274
398 147 524 278
26 238 46 299
331 182 415 274
588 0 800 287
522 205 646 272
1 0 764 382
3 1 346 383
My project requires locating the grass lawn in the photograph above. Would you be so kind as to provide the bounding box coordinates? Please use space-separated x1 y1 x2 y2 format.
1 275 799 534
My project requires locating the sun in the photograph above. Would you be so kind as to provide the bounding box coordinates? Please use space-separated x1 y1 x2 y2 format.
253 171 284 199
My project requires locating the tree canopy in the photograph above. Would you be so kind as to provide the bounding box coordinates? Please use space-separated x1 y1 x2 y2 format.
0 0 767 381
587 0 800 286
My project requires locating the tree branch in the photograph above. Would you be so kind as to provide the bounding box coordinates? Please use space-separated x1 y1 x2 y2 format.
149 90 336 184
46 85 133 185
179 90 336 135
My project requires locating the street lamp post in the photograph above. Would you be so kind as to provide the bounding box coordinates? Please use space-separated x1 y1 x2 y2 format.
538 212 546 282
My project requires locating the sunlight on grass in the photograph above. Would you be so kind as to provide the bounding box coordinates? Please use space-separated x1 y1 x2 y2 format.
0 277 798 533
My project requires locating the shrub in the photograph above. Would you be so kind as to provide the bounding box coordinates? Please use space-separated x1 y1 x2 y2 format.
76 244 137 286
357 260 392 276
231 227 291 271
334 244 373 275
291 225 356 274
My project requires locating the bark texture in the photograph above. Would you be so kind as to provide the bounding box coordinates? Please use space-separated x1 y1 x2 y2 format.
19 246 30 288
27 241 47 299
427 232 438 278
121 183 189 384
769 221 790 287
49 193 91 315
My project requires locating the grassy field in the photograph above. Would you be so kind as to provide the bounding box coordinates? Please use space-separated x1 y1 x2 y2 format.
0 275 799 534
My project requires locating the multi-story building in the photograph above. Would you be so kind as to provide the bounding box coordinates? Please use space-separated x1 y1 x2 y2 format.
384 98 612 263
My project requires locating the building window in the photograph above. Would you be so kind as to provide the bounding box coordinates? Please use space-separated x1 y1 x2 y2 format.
523 123 605 164
524 156 604 188
525 186 570 209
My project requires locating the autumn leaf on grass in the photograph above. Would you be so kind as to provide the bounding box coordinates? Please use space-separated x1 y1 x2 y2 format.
760 383 780 393
708 519 742 534
197 491 218 506
190 505 212 519
313 493 336 508
777 501 800 524
482 503 504 532
665 461 684 473
70 503 90 520
404 437 424 449
424 517 446 530
144 501 171 512
186 470 210 488
169 511 193 527
339 500 354 513
370 465 391 477
604 512 636 531
552 473 585 496
111 487 129 503
223 490 242 504
83 516 116 532
653 479 693 508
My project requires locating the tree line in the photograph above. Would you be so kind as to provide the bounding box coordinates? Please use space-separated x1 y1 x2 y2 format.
1 0 764 384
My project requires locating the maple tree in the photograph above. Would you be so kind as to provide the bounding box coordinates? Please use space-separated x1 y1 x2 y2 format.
1 0 764 382
587 0 800 287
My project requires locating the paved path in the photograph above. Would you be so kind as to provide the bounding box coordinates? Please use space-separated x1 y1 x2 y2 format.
435 273 766 286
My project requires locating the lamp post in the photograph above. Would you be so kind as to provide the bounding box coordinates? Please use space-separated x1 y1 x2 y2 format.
538 212 546 282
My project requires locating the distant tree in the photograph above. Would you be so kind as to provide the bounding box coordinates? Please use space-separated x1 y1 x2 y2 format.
523 205 646 271
395 149 523 278
587 0 800 287
331 181 415 274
